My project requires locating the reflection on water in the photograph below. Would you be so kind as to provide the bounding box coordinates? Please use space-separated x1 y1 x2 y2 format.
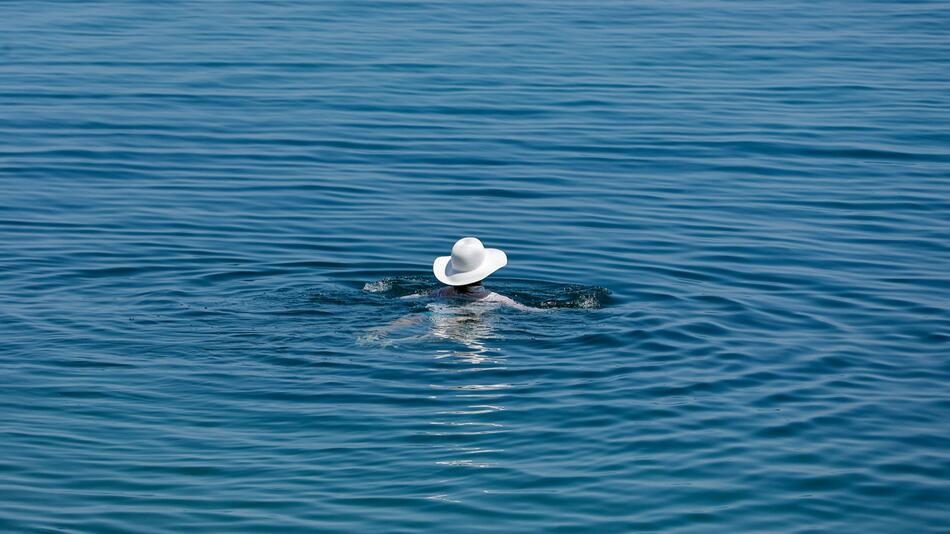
426 304 509 479
428 303 500 365
368 300 512 481
358 282 598 493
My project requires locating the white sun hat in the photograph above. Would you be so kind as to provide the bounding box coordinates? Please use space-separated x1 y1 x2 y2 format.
433 237 508 286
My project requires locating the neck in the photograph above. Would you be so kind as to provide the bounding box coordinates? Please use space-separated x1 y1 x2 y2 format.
456 282 483 293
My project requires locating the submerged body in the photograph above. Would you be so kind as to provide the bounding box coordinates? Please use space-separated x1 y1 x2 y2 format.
431 283 536 311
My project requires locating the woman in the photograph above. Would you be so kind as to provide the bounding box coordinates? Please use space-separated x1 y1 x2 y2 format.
431 237 535 311
361 237 536 345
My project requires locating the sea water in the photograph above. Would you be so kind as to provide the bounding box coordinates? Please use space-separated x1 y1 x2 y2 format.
1 1 949 532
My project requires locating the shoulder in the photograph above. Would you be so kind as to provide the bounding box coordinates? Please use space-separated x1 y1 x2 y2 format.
483 291 514 303
486 292 541 312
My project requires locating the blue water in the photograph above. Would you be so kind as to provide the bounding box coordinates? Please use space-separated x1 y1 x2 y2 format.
2 1 949 532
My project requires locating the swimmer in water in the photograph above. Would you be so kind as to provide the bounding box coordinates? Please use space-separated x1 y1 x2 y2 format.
359 237 536 344
431 237 536 311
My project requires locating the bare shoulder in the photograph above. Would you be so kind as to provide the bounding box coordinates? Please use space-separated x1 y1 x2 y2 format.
485 292 541 312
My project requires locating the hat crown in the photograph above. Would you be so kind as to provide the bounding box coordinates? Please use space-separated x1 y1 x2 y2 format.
450 237 485 273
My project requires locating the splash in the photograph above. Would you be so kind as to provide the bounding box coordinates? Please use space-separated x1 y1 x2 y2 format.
361 276 609 310
362 280 392 293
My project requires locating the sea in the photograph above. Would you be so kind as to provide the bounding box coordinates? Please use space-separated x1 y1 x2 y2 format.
1 1 949 532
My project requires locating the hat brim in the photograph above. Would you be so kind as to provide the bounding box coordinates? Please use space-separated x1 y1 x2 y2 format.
433 248 507 286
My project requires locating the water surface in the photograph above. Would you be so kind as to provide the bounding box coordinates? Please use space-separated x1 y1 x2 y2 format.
1 1 949 532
